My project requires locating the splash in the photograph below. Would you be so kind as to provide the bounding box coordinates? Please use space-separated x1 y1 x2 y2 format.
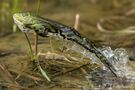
70 43 135 88
99 47 135 80
88 47 135 89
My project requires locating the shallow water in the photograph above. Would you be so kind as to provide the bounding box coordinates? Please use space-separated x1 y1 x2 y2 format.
1 0 135 90
68 41 135 89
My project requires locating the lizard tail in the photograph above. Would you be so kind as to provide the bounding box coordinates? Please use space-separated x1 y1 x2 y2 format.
94 49 118 77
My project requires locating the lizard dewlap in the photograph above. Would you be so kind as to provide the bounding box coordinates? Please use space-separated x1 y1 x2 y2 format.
13 12 118 77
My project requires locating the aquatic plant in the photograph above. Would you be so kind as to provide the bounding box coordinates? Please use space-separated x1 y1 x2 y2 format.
22 0 51 81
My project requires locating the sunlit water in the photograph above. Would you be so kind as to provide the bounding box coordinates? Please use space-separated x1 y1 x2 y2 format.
70 43 135 89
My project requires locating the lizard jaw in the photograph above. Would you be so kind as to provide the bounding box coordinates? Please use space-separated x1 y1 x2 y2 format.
13 14 29 32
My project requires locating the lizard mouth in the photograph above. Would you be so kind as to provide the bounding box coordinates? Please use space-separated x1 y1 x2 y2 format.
13 14 29 32
13 14 23 25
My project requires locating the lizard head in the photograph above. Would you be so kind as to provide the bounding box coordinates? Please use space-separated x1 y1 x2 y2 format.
13 12 36 33
13 12 56 37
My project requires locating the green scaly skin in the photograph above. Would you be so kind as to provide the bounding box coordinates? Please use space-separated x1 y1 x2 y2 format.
13 12 118 77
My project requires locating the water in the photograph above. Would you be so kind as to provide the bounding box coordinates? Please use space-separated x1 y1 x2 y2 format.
99 47 135 79
70 43 103 65
69 43 135 89
90 47 135 89
52 35 135 89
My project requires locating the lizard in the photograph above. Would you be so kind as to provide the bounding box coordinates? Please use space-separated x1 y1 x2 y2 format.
13 12 118 77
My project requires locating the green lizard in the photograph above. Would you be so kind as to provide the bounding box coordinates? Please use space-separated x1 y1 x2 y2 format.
13 12 118 77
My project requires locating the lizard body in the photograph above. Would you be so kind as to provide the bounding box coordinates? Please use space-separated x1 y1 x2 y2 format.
13 13 117 77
